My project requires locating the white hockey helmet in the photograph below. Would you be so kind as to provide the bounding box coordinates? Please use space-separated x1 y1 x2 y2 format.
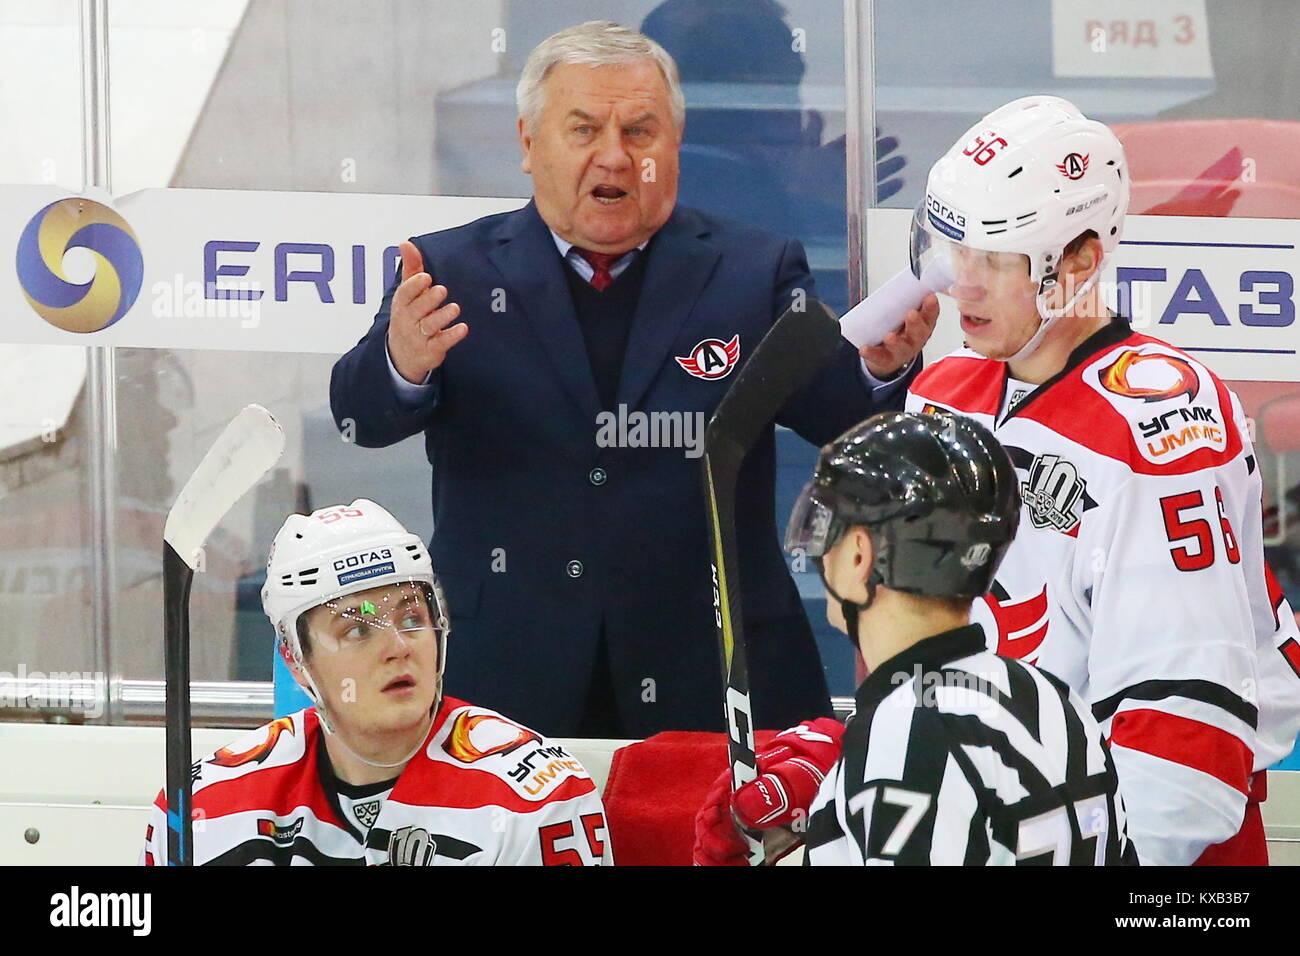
911 95 1130 359
261 498 449 677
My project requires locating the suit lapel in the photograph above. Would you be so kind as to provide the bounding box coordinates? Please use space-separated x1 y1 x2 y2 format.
487 201 601 423
617 208 719 411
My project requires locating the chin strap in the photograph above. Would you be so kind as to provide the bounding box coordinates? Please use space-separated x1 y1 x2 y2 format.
282 618 447 771
817 559 877 649
327 711 436 770
1006 255 1109 364
296 654 440 770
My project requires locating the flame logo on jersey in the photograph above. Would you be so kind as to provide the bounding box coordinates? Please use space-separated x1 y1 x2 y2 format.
443 711 540 763
1056 152 1089 180
1099 350 1199 404
984 584 1049 662
209 716 295 768
676 335 740 380
15 197 143 333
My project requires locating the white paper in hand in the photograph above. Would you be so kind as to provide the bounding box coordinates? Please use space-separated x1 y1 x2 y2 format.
839 260 952 349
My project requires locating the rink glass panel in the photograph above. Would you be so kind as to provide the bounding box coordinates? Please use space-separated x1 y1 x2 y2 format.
4 0 1299 727
33 0 855 724
0 0 95 720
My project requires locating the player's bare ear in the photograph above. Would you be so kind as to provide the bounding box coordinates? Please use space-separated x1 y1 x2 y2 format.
854 527 875 582
1063 232 1103 279
1080 237 1102 275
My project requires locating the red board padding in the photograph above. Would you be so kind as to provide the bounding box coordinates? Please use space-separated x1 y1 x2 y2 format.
603 730 780 866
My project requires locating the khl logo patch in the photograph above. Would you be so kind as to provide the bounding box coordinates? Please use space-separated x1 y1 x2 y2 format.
353 799 381 829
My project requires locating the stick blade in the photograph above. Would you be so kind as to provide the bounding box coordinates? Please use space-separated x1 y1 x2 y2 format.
163 404 285 568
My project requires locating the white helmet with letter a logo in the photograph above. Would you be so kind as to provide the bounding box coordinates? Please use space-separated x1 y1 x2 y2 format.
911 95 1131 359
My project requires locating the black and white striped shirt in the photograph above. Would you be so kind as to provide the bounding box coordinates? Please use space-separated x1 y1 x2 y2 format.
805 626 1138 865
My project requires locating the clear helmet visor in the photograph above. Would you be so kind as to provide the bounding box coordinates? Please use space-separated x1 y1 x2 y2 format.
909 201 1031 298
297 578 449 662
784 481 848 559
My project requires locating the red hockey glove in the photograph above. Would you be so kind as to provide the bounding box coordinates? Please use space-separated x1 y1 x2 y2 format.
693 770 751 866
693 718 845 866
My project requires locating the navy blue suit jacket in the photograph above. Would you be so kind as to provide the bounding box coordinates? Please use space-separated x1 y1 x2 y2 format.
330 200 916 737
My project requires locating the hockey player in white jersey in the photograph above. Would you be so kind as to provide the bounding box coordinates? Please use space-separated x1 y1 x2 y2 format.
901 95 1300 865
696 411 1137 865
141 499 610 865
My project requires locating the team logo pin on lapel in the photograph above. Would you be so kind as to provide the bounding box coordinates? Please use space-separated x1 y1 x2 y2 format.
676 335 740 380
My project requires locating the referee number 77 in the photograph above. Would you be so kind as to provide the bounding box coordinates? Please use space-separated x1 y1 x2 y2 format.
849 786 1109 863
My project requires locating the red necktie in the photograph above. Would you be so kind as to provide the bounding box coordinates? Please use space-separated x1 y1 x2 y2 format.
574 248 627 292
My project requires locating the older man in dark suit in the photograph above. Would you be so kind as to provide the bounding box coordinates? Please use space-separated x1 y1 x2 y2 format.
330 20 936 738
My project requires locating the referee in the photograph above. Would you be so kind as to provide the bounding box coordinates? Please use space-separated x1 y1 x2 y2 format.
695 412 1138 865
792 412 1138 865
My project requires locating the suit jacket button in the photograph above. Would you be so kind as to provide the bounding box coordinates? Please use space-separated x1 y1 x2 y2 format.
589 467 607 486
566 560 584 578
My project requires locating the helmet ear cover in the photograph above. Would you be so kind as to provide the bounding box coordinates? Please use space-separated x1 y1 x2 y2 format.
874 510 1018 600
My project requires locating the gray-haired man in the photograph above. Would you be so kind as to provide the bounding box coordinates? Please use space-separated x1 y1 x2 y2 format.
330 20 938 738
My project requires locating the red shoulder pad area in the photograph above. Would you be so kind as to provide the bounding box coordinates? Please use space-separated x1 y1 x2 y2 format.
910 350 1003 417
408 701 596 812
178 711 345 827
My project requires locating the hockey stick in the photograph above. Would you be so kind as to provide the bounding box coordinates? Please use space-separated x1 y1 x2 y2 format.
162 404 285 865
702 299 844 865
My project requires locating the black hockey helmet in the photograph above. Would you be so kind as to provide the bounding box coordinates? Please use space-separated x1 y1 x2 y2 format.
785 411 1020 599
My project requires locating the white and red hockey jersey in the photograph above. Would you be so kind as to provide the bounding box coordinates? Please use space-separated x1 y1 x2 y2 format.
140 697 611 866
907 317 1300 865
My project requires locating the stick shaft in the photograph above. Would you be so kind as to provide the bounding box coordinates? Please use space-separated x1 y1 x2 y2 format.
163 542 194 866
702 300 845 866
704 452 765 864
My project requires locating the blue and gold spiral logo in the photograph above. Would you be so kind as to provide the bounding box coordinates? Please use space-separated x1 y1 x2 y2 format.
15 198 143 333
